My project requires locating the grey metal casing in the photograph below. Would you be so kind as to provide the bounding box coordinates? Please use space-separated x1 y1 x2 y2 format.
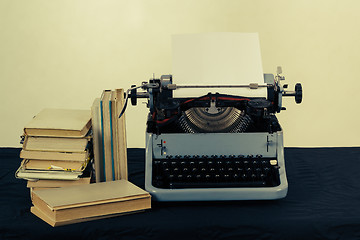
144 73 288 201
145 131 288 201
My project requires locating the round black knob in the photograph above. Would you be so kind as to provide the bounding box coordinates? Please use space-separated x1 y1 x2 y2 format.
295 83 302 104
130 85 137 106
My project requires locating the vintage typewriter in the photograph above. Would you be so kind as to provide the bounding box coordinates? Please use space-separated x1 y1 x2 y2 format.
125 67 302 201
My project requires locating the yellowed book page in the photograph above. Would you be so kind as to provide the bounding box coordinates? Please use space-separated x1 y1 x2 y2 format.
31 206 145 227
23 136 88 152
54 196 151 221
31 192 55 219
27 177 91 188
31 206 57 227
20 149 87 161
24 159 84 171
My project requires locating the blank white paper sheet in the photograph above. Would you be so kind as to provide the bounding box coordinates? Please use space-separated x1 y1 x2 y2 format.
172 32 266 97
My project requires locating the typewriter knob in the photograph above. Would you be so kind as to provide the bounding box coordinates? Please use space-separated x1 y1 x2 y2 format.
283 83 303 104
295 83 302 104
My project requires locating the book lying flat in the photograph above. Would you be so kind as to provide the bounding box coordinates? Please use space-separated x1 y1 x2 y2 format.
23 159 87 172
23 136 89 153
28 177 92 201
16 161 83 181
27 177 91 188
31 180 151 226
16 170 82 181
20 149 89 161
24 108 91 137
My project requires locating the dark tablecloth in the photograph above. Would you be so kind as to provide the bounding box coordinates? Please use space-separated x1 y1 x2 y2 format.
1 147 360 240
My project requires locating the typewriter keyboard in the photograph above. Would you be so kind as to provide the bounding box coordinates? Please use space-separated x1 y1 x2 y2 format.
152 155 281 189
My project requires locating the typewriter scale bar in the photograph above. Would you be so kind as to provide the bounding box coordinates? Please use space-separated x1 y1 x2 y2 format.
152 132 278 158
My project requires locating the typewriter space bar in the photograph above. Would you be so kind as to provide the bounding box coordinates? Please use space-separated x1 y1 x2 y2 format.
169 181 267 189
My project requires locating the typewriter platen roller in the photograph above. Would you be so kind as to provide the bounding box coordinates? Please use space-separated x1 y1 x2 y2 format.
126 68 302 201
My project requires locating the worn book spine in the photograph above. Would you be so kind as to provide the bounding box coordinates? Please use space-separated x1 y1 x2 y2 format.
100 90 113 181
109 92 116 180
91 98 105 182
115 89 128 180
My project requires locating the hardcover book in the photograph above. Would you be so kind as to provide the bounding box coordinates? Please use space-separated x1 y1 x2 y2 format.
24 108 91 137
30 180 151 226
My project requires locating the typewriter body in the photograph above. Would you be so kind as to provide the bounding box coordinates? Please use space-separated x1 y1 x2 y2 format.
129 69 302 201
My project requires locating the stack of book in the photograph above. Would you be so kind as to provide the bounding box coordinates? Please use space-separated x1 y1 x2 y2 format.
91 89 128 182
16 108 93 191
30 180 151 226
18 107 151 227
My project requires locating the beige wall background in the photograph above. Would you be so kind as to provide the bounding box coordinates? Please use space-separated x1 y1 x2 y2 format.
1 0 359 148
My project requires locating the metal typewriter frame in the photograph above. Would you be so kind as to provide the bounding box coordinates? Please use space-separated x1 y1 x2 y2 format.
128 70 302 201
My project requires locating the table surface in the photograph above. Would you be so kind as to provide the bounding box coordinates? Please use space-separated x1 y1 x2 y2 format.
1 147 360 240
